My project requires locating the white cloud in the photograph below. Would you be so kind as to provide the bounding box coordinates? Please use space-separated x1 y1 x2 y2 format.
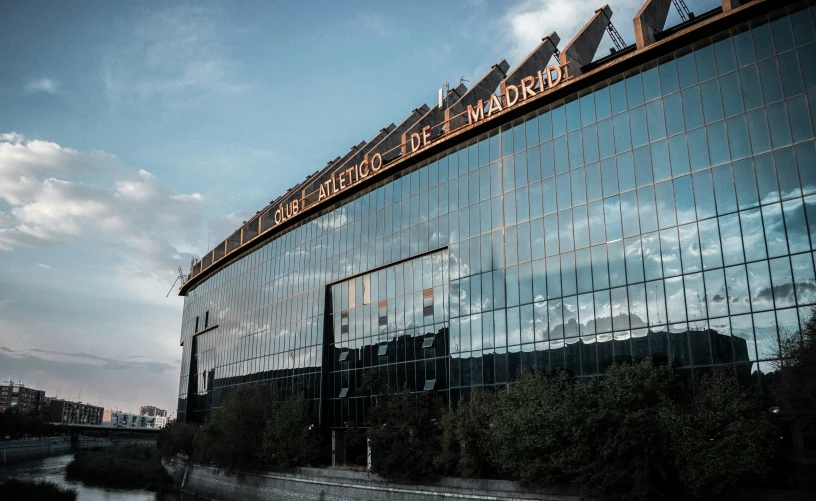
25 78 58 94
0 132 24 143
0 347 179 412
206 209 255 247
0 132 204 281
500 0 645 67
37 263 50 268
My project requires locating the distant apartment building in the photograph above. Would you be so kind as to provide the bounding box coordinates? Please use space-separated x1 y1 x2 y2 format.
107 411 157 428
154 415 168 428
49 399 103 425
0 381 46 414
138 405 167 417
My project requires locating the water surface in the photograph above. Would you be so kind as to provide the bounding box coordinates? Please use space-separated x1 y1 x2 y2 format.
1 454 206 501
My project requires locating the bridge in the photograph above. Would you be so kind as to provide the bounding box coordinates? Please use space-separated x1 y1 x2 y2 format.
48 423 161 450
52 423 162 435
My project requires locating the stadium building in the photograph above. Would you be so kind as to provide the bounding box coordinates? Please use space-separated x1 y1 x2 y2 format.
176 0 816 455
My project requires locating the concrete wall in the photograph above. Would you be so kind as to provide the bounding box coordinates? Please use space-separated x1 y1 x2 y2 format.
164 459 581 501
0 437 114 465
164 458 816 501
1 438 71 464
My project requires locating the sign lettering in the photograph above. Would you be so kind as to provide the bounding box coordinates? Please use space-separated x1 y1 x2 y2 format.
269 62 569 232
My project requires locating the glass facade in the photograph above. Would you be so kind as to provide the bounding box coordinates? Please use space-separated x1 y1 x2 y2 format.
178 2 816 427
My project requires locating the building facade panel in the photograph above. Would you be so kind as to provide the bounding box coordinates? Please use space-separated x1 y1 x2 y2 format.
177 1 816 427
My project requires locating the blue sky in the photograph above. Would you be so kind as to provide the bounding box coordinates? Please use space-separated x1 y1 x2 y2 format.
0 0 719 413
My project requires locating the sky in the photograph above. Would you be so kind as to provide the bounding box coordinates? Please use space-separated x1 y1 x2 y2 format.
0 0 720 415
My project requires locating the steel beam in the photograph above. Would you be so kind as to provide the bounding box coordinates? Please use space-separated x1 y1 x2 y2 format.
401 83 467 155
560 5 614 77
501 32 560 103
446 60 510 131
371 104 430 163
722 0 749 12
634 0 673 49
300 127 394 206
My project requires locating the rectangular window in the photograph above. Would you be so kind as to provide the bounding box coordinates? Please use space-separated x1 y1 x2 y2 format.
423 288 434 317
341 310 349 334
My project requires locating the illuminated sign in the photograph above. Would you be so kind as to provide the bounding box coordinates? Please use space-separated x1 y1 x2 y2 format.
467 64 567 126
274 152 384 225
272 63 569 230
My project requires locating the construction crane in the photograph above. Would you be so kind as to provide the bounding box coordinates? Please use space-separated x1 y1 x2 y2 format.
166 266 189 297
672 0 694 23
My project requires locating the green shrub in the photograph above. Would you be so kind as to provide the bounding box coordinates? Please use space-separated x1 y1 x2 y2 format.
194 385 273 470
258 395 322 469
158 420 198 458
572 360 678 501
436 390 496 478
482 360 778 500
192 386 323 471
0 479 77 501
487 370 581 485
0 407 64 439
773 312 816 426
365 383 442 482
661 371 777 499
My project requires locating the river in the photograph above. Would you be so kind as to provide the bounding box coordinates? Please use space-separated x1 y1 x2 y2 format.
0 454 207 501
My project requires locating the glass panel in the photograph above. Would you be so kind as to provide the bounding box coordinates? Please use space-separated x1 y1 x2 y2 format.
740 208 767 262
704 268 728 318
719 213 745 266
678 223 701 273
747 260 773 312
791 252 816 305
725 264 751 315
576 248 593 294
763 203 788 258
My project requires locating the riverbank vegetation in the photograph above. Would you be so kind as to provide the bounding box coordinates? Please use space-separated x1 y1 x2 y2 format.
362 360 778 500
0 408 64 439
0 479 77 500
159 317 816 499
169 389 322 471
66 443 174 491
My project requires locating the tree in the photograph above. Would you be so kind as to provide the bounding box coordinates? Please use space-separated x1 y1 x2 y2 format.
772 313 816 452
488 361 679 499
771 311 816 488
487 370 579 485
572 360 679 501
364 373 442 482
660 371 777 499
194 385 273 471
157 421 198 458
0 407 63 439
258 395 322 469
484 360 778 500
436 390 496 478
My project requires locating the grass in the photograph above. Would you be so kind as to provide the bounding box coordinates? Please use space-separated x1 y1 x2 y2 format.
66 443 175 491
0 479 77 500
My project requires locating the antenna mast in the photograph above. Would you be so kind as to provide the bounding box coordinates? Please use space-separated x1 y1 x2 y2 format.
438 82 450 109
